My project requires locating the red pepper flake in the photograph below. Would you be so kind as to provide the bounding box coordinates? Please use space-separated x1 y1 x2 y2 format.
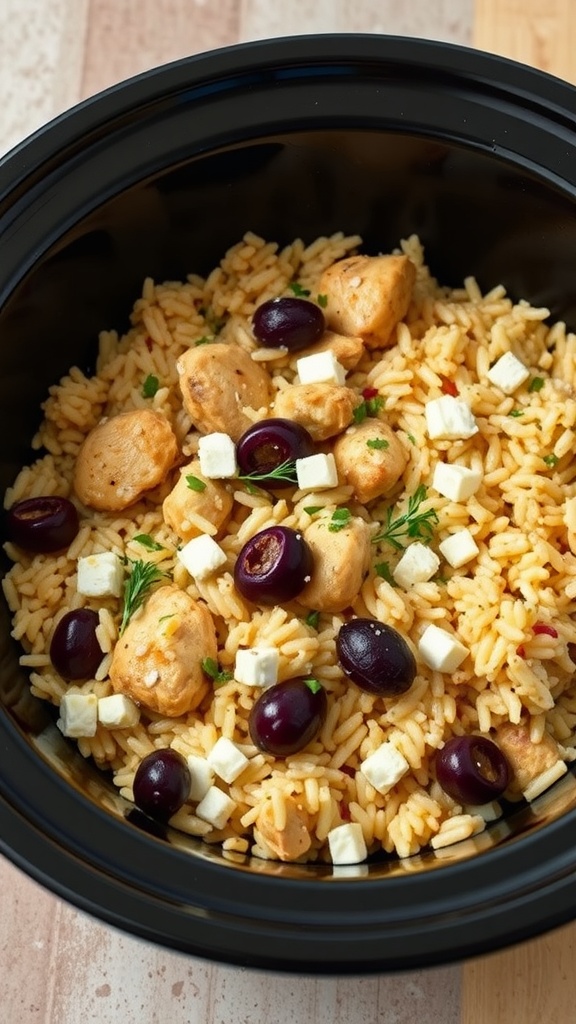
340 764 356 778
144 336 154 352
362 387 379 400
516 644 526 658
339 802 351 821
440 375 459 396
532 621 558 638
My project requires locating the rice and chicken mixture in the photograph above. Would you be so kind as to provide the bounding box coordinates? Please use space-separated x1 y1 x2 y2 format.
4 231 576 865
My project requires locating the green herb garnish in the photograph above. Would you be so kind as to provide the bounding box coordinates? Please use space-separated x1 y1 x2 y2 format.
305 610 320 630
366 438 390 450
119 560 167 635
194 336 213 346
353 395 385 424
508 409 525 417
289 281 311 297
528 376 545 393
373 484 439 550
543 453 559 467
142 374 159 398
238 459 298 488
316 293 328 308
328 507 352 532
374 561 397 586
133 533 164 552
304 677 322 693
201 657 233 685
186 474 207 492
407 434 417 445
303 505 323 516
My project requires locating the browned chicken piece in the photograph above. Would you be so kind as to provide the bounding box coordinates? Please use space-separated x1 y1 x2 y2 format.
74 409 178 512
255 795 312 861
318 253 415 348
162 458 233 542
495 722 561 796
290 330 365 371
177 342 272 442
109 585 217 717
273 383 357 442
332 420 409 504
298 516 372 613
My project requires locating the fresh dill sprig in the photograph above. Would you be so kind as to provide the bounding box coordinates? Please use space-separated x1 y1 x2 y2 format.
372 484 439 550
238 459 298 488
119 559 168 635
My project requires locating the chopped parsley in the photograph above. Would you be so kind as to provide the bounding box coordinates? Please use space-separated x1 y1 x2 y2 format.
328 507 352 532
119 560 168 635
289 281 311 297
186 474 207 492
133 533 164 552
407 434 417 445
543 453 559 467
366 437 390 451
508 409 525 418
142 374 159 398
374 561 397 586
303 505 323 516
353 395 385 424
305 610 320 629
316 293 328 308
528 376 545 393
373 484 439 550
201 657 233 685
194 335 213 346
303 677 322 693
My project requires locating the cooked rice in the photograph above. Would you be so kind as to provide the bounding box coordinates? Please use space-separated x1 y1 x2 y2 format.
3 231 576 864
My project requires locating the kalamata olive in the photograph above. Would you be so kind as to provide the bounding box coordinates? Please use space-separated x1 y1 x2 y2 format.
49 608 103 680
435 735 511 805
336 618 416 696
252 296 325 351
133 748 191 822
236 418 315 487
6 495 79 553
234 525 313 604
249 677 327 756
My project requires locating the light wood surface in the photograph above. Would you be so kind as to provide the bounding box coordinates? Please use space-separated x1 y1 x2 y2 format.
1 3 576 1022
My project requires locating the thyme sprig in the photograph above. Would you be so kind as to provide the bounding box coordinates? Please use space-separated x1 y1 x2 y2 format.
119 559 168 635
372 484 439 551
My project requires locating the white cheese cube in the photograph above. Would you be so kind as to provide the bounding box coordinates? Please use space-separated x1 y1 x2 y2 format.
360 742 409 796
97 693 140 729
486 351 530 394
296 350 346 386
296 452 338 491
418 623 469 673
177 533 227 580
196 786 236 830
327 822 368 865
186 754 215 802
234 646 279 688
57 693 98 738
77 552 124 598
432 462 482 502
438 528 480 569
207 736 249 784
425 395 478 440
197 432 237 479
393 542 440 588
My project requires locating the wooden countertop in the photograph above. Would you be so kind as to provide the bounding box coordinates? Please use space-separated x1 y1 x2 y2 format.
1 2 575 1021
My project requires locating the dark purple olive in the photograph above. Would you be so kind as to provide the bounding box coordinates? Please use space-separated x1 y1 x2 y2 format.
234 525 313 604
6 495 79 553
336 618 416 697
435 735 511 804
236 418 315 487
252 296 325 351
249 677 327 756
49 608 102 680
133 748 191 822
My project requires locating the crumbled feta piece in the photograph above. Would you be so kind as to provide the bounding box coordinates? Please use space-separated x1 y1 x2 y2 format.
207 736 249 784
77 552 124 598
234 646 279 688
486 351 530 394
418 623 469 673
327 822 367 865
438 528 480 569
186 754 215 802
432 462 482 502
296 350 346 386
57 693 98 738
296 452 338 491
197 432 237 479
196 786 236 829
360 742 409 796
393 542 440 588
97 693 140 728
177 534 227 580
425 395 478 440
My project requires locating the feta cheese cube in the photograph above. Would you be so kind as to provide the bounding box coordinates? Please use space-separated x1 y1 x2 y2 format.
486 351 530 394
438 528 480 569
425 395 478 440
197 432 237 479
418 623 469 673
177 533 227 580
186 754 215 802
296 452 338 491
207 736 249 784
432 462 482 502
97 693 140 729
327 822 367 865
196 786 236 830
57 693 98 738
393 542 440 588
234 646 279 688
77 552 124 598
296 350 346 386
360 742 409 796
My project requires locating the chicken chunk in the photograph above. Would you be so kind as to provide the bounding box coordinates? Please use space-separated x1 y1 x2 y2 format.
495 722 561 796
177 342 272 441
332 420 408 504
74 409 178 512
254 795 312 862
109 584 217 717
298 516 372 613
273 383 357 442
290 330 365 371
162 458 233 542
318 253 415 348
